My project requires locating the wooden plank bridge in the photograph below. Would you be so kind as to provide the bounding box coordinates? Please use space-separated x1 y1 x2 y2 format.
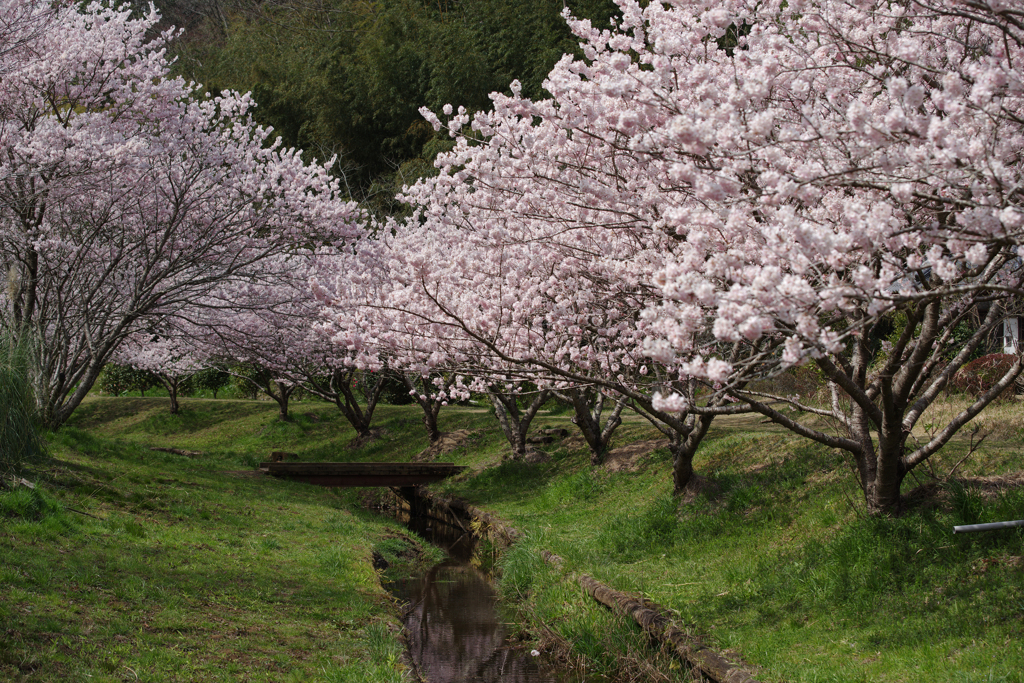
259 461 467 487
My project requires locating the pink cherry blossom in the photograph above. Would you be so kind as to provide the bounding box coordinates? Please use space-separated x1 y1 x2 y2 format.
0 0 362 428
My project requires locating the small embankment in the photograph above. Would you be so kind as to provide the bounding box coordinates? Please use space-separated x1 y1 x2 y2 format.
441 427 1024 683
395 486 761 683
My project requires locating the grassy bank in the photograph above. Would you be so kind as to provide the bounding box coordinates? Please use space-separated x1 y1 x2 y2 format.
1 398 420 682
4 395 1023 682
453 413 1024 683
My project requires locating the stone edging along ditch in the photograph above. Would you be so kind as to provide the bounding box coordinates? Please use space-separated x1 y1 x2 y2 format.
406 488 761 683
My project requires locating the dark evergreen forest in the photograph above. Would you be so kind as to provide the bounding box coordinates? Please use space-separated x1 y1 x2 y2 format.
151 0 621 214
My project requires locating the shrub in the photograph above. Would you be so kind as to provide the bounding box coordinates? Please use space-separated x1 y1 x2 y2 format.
181 367 231 398
747 364 825 403
228 363 265 400
950 354 1019 397
374 370 414 405
99 363 158 396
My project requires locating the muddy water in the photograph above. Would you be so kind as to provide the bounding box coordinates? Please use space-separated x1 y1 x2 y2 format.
387 514 586 683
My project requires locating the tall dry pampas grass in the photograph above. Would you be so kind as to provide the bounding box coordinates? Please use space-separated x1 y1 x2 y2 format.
0 331 44 476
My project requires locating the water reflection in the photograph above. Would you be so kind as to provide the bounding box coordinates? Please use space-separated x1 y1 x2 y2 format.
387 514 580 683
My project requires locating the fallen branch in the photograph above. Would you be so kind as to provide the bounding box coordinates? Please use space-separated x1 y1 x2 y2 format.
64 506 102 520
150 447 203 457
578 575 760 683
542 551 760 683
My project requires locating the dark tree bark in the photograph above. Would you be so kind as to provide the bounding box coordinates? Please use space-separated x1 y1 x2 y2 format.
487 387 551 460
402 372 454 443
303 367 385 437
231 365 297 420
736 296 1020 515
555 387 624 465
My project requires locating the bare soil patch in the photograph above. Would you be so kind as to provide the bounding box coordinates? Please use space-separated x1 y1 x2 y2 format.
904 471 1024 510
348 428 386 450
523 448 551 464
964 471 1024 495
415 429 474 461
603 439 670 473
679 473 722 505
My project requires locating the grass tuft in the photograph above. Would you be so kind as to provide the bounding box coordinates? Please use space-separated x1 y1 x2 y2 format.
596 494 679 561
0 486 66 522
0 332 45 475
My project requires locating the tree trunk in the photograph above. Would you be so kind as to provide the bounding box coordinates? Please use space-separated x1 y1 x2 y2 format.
671 414 714 495
168 380 180 415
271 382 296 421
40 358 107 430
332 368 384 437
154 374 183 415
861 416 909 515
864 472 906 515
423 405 441 443
563 388 624 465
627 394 710 495
488 388 550 460
402 373 446 443
672 446 694 494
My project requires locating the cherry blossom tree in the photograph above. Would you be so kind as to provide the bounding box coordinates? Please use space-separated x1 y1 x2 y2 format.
192 250 394 432
400 372 458 444
313 235 552 458
314 163 744 474
113 332 205 415
312 243 469 443
337 0 1024 513
345 66 754 479
487 383 552 460
541 0 1024 514
190 259 311 421
553 387 625 464
0 0 362 429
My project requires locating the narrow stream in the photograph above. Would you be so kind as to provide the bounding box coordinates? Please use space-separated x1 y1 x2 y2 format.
386 512 589 683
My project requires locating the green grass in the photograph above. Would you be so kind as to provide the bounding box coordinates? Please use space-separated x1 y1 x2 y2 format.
0 397 434 682
5 395 1024 682
453 423 1024 683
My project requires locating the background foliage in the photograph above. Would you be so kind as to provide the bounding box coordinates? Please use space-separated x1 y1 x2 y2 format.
156 0 620 212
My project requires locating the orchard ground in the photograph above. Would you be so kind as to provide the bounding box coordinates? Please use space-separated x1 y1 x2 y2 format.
2 394 1023 682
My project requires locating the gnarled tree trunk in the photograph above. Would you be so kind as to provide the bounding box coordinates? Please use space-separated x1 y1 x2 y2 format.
402 372 453 443
487 387 551 460
303 368 385 438
557 387 624 465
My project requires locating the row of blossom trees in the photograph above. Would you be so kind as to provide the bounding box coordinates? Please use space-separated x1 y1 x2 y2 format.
310 0 1024 515
6 0 1022 516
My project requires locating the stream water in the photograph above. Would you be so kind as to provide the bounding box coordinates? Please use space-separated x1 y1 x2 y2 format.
386 513 588 683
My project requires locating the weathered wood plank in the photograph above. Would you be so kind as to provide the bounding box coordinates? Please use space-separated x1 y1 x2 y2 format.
258 462 466 487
